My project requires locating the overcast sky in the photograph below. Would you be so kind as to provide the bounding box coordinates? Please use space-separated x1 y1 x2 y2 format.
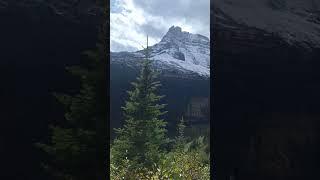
110 0 210 52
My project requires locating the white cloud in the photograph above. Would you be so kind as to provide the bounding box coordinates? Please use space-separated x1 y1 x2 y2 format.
110 0 210 52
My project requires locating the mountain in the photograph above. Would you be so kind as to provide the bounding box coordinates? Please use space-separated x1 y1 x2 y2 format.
111 26 210 79
214 0 320 49
110 26 210 138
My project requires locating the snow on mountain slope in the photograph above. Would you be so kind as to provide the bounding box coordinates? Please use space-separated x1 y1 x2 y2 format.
111 26 210 78
213 0 320 48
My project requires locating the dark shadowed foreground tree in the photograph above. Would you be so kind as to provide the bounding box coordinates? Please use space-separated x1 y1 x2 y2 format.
36 22 107 179
111 38 169 174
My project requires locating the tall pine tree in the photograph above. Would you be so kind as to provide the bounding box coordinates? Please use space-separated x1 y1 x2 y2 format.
36 13 107 180
111 36 169 172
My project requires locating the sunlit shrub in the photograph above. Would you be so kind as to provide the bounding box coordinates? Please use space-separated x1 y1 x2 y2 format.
110 147 210 180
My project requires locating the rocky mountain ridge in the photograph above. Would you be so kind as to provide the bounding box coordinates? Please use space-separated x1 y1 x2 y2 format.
111 26 210 79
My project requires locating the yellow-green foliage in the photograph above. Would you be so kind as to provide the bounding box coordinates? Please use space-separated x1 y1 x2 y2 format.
154 150 210 180
110 149 210 180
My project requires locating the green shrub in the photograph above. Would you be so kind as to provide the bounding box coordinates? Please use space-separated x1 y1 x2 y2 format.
156 150 210 179
110 139 210 180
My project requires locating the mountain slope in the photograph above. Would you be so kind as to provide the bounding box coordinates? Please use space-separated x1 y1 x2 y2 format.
213 0 320 49
111 26 210 78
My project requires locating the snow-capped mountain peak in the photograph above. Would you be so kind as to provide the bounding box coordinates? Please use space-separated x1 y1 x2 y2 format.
111 26 210 78
161 26 209 45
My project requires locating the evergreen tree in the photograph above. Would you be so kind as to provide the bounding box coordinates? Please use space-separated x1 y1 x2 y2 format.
175 116 187 149
36 25 107 180
111 37 168 171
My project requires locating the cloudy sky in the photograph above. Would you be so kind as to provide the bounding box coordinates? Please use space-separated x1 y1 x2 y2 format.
110 0 210 52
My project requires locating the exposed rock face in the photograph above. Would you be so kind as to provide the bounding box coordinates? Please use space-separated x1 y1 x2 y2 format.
111 26 210 79
212 1 320 179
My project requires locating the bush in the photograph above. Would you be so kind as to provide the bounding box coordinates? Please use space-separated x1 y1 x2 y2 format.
156 150 210 179
110 138 210 180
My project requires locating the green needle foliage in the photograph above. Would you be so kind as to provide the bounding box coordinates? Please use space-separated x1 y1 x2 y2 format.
111 38 169 173
36 25 107 179
175 116 187 149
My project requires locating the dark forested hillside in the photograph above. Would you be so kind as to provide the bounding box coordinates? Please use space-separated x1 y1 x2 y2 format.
110 64 210 139
110 63 210 138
